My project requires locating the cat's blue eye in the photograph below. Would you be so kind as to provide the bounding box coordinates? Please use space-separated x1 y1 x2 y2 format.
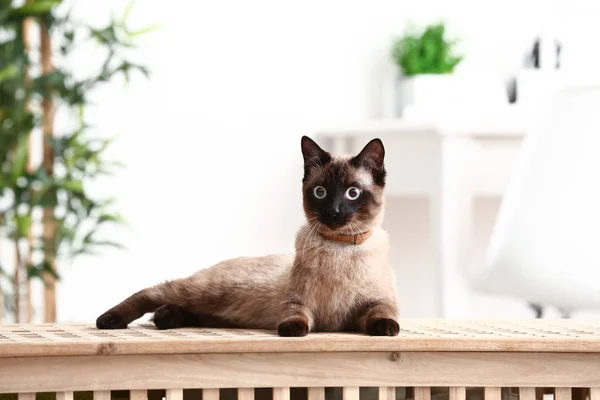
345 187 361 200
313 186 327 199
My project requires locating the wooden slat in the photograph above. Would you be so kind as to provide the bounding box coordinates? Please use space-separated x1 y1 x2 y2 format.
415 388 431 400
450 387 466 400
484 387 502 400
379 387 396 400
166 389 183 400
556 388 573 400
94 392 111 400
57 393 74 400
308 388 325 400
343 387 359 400
203 389 219 400
18 393 35 400
520 388 536 400
3 351 600 392
238 389 254 400
591 389 600 400
485 388 501 400
4 320 600 357
273 388 290 400
130 391 147 400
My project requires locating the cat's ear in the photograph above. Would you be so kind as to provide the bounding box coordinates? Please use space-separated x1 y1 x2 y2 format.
351 138 386 186
301 136 331 181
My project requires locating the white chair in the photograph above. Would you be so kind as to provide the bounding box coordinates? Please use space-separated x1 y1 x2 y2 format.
470 85 600 317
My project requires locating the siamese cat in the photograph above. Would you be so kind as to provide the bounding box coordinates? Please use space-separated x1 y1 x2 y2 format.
96 136 400 336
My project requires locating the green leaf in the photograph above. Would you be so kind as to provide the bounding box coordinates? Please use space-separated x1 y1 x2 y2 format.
70 247 100 257
0 64 19 82
82 229 97 245
0 0 12 21
126 24 162 37
61 179 84 194
122 0 136 23
15 214 32 238
28 260 60 282
97 213 124 225
88 240 126 250
8 0 61 17
12 136 29 182
32 188 58 208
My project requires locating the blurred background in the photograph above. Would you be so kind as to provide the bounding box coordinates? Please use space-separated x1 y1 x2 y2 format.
2 0 600 324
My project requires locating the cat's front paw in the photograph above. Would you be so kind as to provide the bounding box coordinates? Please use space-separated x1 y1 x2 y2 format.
278 318 309 337
153 304 185 330
366 318 400 336
96 311 128 330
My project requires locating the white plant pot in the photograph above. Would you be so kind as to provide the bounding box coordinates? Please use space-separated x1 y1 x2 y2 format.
395 73 459 117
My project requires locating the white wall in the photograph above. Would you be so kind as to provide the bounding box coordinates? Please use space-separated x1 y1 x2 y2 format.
54 0 600 322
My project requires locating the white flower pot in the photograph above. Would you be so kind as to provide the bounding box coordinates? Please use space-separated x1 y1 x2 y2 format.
395 73 459 117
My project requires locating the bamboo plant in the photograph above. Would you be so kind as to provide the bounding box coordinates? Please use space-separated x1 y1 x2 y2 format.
0 0 153 322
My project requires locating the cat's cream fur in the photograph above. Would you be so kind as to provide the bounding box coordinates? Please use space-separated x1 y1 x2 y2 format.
96 136 399 336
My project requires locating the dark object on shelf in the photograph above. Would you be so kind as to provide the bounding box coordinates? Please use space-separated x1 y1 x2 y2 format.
529 302 572 318
507 77 517 103
528 37 562 69
529 302 544 318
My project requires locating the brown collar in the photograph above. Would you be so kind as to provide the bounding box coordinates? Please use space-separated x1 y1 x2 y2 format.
319 230 373 245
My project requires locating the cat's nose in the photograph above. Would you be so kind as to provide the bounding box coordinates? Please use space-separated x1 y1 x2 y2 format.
325 208 345 226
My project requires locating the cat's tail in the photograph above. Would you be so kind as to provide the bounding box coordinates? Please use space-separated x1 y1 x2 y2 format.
96 278 198 329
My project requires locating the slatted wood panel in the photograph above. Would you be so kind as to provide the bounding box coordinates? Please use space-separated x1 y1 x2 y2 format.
519 388 536 400
379 387 395 400
450 387 466 400
238 389 254 400
3 320 600 398
166 389 183 400
93 391 111 400
485 388 501 400
130 391 147 400
273 388 290 400
203 389 220 400
308 388 325 400
414 388 431 400
342 387 359 400
3 319 600 357
555 388 572 400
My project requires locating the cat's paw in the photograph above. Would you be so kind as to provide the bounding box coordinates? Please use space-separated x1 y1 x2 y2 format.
366 318 400 336
153 304 185 330
278 318 309 337
96 311 128 330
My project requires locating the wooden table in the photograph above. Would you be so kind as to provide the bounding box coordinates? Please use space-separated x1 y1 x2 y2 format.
1 320 600 398
315 116 529 318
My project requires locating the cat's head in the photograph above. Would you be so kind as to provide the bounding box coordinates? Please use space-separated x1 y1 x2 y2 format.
301 136 386 235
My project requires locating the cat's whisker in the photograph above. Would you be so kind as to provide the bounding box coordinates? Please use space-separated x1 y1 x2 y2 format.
350 222 361 237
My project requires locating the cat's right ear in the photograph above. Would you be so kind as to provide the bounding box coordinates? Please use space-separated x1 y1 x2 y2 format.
301 136 331 182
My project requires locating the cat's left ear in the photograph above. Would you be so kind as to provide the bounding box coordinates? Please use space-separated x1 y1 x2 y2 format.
351 138 386 186
301 136 331 182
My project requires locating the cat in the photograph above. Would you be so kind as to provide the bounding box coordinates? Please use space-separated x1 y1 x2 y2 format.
96 136 400 336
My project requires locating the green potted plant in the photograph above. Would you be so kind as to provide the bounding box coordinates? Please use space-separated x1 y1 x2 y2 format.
391 22 463 116
0 0 154 323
